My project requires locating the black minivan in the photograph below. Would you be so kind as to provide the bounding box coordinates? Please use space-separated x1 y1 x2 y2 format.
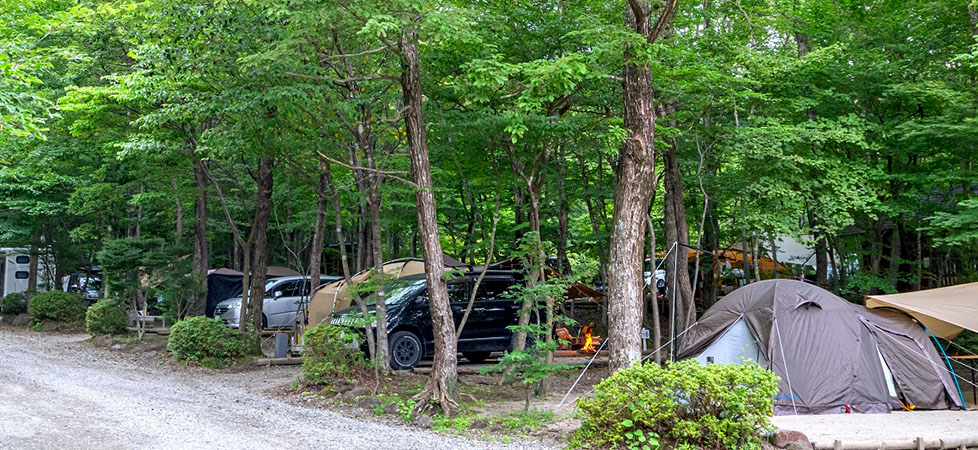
331 270 525 369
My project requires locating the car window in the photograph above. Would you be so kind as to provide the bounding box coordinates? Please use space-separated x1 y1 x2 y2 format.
447 283 467 304
475 279 517 300
280 281 304 297
362 277 427 306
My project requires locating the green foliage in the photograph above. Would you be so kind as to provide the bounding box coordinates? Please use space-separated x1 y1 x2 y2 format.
152 252 205 321
1 292 28 315
573 360 779 450
301 324 367 384
97 237 166 304
167 316 244 366
481 235 576 411
28 291 86 323
85 298 128 335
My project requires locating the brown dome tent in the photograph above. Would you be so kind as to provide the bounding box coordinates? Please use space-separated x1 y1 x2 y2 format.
677 279 963 415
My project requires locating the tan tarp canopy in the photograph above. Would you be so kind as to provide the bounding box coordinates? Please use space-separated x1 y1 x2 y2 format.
305 256 468 328
866 282 978 340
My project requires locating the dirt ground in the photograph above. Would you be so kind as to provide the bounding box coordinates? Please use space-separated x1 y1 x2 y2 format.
0 326 554 450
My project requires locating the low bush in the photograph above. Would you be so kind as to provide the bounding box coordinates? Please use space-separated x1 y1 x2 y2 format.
85 298 129 335
28 291 87 323
573 360 779 450
1 292 28 315
302 324 366 384
168 316 244 367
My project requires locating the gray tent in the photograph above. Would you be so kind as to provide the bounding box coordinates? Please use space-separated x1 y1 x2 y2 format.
677 280 963 415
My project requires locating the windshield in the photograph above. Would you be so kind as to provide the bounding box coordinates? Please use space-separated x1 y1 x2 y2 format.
263 279 280 297
362 277 426 306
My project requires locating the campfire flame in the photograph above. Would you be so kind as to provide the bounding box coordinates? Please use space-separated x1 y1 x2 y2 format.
581 323 596 352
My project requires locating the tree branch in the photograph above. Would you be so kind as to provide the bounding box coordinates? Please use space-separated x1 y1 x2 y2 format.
314 150 417 187
285 71 398 84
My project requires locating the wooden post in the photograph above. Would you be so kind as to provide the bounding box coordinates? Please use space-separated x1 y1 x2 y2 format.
834 440 842 450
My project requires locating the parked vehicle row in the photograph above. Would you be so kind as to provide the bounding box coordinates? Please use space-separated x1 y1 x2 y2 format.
211 268 574 369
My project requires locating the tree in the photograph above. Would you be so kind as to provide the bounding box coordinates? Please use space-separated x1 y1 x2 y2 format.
607 0 679 372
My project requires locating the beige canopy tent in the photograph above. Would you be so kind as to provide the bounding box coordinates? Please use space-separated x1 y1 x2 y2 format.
304 256 469 328
866 282 978 340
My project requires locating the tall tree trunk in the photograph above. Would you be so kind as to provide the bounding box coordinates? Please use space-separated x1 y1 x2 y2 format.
513 183 525 242
27 230 40 297
172 177 183 246
814 232 828 286
308 166 328 293
970 2 978 86
191 159 209 316
647 216 661 363
401 29 458 415
556 148 572 275
367 152 391 374
608 2 659 373
888 218 901 290
663 141 694 338
322 161 375 358
242 157 274 351
135 184 144 238
870 220 883 293
512 178 543 352
327 163 353 284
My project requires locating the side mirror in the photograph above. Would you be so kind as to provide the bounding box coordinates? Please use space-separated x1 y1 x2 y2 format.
274 290 284 298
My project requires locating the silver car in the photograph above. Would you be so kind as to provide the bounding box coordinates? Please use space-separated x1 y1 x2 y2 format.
214 276 338 330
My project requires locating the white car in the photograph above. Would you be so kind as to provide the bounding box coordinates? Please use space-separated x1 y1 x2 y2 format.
213 276 339 330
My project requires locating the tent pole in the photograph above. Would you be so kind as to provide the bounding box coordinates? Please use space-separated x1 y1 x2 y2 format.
774 318 798 415
926 328 967 410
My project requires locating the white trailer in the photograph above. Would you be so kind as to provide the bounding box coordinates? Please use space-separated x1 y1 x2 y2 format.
0 248 55 297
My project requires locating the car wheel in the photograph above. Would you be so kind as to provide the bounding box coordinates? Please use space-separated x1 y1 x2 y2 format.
390 331 423 369
462 352 491 363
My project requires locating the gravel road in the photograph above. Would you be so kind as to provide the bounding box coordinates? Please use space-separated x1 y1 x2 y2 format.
0 327 552 450
772 409 978 446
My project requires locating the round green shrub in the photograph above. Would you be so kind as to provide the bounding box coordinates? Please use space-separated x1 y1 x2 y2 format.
85 298 129 335
168 316 244 365
28 291 87 323
1 292 28 315
302 324 366 384
573 360 779 450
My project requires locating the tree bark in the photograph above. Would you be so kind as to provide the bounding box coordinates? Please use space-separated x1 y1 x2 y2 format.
647 216 661 363
608 2 658 373
888 218 901 290
366 150 391 374
663 141 694 338
401 29 458 415
27 230 40 297
556 147 572 275
172 177 184 246
191 159 209 316
242 157 274 351
308 165 328 293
